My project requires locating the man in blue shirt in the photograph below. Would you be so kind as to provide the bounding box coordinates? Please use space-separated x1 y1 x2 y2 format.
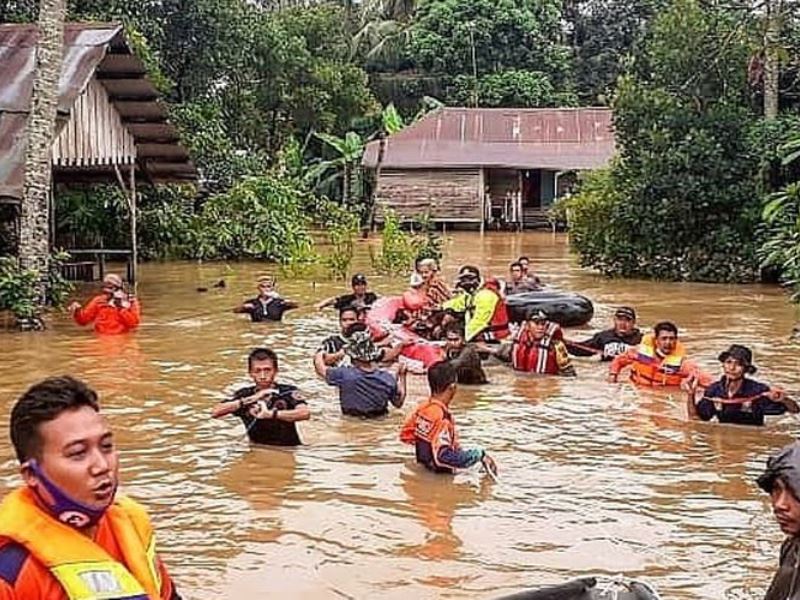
687 344 798 426
314 324 407 417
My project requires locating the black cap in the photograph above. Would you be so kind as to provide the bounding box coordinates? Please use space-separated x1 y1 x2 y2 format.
351 273 367 286
718 344 757 374
614 306 636 320
527 309 548 322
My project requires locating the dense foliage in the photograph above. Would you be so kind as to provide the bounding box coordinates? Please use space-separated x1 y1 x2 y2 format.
3 0 800 299
563 0 800 283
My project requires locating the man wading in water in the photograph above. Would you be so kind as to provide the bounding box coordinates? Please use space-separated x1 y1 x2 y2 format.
212 348 310 446
758 442 800 599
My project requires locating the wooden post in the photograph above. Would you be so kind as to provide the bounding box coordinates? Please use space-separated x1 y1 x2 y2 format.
129 164 138 285
478 168 485 234
764 0 781 119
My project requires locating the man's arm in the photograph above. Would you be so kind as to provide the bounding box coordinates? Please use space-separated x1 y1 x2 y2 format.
430 421 484 470
608 348 637 382
280 299 299 311
211 388 270 419
118 297 141 328
313 352 330 380
315 296 338 311
392 364 408 408
233 301 255 314
565 333 601 357
72 296 103 326
555 341 577 377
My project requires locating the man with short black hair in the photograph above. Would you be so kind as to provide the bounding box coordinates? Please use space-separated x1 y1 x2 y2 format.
0 376 181 598
316 274 378 311
609 321 709 388
314 325 407 417
400 361 496 474
517 256 542 286
443 321 487 384
317 306 360 367
212 348 310 446
505 261 541 295
758 442 800 599
567 306 643 361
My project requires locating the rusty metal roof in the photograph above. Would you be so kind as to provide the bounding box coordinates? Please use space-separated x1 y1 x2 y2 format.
0 23 196 201
362 107 615 170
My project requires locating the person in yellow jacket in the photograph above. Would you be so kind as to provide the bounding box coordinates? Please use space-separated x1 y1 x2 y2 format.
442 266 510 342
0 376 181 599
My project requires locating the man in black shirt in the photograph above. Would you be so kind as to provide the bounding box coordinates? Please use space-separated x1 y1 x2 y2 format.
316 273 378 311
234 276 298 322
443 321 487 384
212 348 310 446
317 306 360 367
566 306 642 361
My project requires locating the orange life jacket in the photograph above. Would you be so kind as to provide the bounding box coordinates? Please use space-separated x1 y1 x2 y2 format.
0 487 173 600
512 322 564 374
629 333 687 387
400 399 460 473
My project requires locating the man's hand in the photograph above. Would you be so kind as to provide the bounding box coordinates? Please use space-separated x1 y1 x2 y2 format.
67 301 81 313
767 388 786 402
607 372 619 383
242 303 255 311
482 454 498 481
397 363 408 377
681 374 698 393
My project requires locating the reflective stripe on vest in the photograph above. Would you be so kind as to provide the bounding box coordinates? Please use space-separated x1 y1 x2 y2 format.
0 488 162 600
630 334 686 387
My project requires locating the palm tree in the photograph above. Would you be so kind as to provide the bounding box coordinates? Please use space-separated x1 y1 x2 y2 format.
352 0 417 63
19 0 67 304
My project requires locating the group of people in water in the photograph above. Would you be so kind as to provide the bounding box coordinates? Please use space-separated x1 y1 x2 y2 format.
3 255 800 598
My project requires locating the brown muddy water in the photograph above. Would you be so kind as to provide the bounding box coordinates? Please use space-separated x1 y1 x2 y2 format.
1 232 799 599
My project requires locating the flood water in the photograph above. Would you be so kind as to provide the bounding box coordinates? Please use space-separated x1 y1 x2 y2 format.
1 231 799 599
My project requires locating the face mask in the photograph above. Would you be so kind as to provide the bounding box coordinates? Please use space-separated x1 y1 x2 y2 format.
27 460 115 529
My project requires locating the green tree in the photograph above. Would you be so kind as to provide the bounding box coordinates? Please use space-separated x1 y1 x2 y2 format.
567 0 763 282
408 0 573 107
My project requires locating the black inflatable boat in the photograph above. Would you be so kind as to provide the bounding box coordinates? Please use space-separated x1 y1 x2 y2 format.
495 577 661 600
505 290 594 327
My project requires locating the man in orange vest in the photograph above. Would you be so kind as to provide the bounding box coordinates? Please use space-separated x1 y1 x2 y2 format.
609 321 709 388
400 361 497 475
0 376 181 599
68 273 141 335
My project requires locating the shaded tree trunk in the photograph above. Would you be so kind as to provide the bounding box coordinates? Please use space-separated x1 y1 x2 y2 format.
19 0 67 301
764 0 781 119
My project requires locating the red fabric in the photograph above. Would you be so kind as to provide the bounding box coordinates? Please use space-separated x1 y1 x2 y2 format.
73 295 141 335
511 324 562 374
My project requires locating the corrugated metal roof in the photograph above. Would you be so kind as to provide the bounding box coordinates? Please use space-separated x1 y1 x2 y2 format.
0 23 196 201
362 107 615 170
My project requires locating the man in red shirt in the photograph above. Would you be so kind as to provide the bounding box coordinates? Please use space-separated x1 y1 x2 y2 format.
68 274 140 335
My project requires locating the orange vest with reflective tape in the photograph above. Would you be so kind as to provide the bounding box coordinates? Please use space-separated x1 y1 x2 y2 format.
0 487 169 600
630 334 687 387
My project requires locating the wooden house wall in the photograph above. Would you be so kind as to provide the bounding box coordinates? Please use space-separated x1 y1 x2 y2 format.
376 168 481 222
52 77 136 167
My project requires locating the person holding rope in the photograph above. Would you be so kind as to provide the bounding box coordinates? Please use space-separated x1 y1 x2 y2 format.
0 376 182 599
686 344 798 426
567 306 643 362
400 361 497 476
212 348 310 446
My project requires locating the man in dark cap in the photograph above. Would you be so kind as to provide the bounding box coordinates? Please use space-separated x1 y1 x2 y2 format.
314 324 407 417
567 306 643 361
687 344 798 426
758 442 800 599
442 266 510 342
481 310 576 376
316 274 378 311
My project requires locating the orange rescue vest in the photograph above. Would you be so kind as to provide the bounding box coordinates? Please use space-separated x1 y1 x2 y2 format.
630 333 687 387
0 487 167 600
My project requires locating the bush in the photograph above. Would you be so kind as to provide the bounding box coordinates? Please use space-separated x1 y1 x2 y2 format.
188 175 316 264
320 200 360 280
371 210 419 275
0 252 73 328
